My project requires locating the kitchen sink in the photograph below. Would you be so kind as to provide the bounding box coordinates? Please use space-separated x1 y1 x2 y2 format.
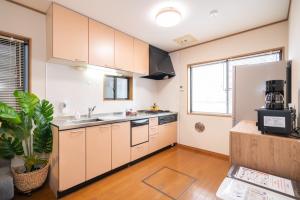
69 118 103 124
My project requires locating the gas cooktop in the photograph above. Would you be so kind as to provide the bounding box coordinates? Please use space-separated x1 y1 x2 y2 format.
138 110 171 114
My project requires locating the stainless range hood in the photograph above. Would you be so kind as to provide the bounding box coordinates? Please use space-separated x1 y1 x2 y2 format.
142 45 175 80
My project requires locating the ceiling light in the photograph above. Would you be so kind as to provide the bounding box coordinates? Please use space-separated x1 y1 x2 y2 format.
209 9 219 17
155 7 182 27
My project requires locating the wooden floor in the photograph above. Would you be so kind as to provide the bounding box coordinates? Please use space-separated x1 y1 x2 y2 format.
15 146 230 200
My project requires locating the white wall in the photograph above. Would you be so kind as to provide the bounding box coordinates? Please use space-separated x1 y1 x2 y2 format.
157 21 289 155
288 0 300 125
0 0 46 98
46 63 158 116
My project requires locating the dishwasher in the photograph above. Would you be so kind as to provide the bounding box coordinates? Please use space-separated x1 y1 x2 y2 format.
131 118 149 147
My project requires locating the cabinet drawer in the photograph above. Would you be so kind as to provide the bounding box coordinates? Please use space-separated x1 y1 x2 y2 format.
149 126 158 135
149 117 158 127
149 134 160 153
131 125 149 146
131 142 148 161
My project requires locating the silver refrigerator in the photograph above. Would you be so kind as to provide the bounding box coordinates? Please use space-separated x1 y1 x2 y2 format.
233 61 287 125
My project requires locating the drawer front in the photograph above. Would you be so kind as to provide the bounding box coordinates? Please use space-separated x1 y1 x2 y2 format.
131 125 149 146
149 134 159 153
149 117 158 127
131 142 148 161
149 126 158 135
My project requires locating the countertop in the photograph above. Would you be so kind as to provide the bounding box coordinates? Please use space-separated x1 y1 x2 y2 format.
51 111 177 131
230 120 300 141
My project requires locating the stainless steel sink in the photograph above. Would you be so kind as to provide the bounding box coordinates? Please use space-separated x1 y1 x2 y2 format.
69 118 103 124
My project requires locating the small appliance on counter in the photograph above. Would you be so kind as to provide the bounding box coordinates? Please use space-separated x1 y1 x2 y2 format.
256 78 298 136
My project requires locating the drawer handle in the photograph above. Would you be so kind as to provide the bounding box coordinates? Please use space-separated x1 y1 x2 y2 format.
69 130 84 133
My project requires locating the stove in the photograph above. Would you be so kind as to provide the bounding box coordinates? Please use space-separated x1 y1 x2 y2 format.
138 110 170 114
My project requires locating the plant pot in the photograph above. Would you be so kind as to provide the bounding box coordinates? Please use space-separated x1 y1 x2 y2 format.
11 162 49 193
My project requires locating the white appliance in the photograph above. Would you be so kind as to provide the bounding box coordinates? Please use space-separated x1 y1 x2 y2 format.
233 61 286 125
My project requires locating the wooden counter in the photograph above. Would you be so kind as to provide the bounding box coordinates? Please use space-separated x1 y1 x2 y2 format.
230 120 300 181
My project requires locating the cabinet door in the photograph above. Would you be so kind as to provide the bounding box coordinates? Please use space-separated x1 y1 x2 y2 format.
59 128 85 191
112 122 131 169
86 125 112 180
115 31 134 72
167 122 177 144
89 19 114 67
133 39 149 75
52 4 88 62
158 122 177 148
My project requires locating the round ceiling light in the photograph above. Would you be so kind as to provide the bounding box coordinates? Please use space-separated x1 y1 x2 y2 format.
155 7 182 27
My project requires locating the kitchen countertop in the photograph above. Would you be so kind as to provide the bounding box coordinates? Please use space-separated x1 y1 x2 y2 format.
51 111 177 131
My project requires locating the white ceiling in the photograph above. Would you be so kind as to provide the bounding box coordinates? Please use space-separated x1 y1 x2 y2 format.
10 0 290 52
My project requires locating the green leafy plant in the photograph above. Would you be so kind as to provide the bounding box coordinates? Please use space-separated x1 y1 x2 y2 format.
0 91 54 172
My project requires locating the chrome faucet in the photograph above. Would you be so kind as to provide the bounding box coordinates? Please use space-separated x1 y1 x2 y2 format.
88 106 96 118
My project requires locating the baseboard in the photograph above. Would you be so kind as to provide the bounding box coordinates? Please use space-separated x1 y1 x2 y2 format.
177 144 230 161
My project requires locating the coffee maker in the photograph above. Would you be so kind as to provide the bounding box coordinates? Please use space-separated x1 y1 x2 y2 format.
265 80 285 110
256 79 296 135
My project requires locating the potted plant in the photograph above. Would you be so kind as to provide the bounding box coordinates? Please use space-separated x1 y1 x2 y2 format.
0 90 54 193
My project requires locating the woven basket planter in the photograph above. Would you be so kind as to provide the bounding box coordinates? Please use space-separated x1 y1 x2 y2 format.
11 162 49 193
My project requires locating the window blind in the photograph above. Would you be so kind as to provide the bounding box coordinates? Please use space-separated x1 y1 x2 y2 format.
0 35 28 110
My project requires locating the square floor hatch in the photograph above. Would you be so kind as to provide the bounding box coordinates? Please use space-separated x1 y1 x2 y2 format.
143 167 196 199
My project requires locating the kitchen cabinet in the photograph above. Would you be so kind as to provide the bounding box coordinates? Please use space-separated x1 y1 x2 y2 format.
149 134 160 153
86 125 112 180
59 128 86 191
114 30 134 71
133 39 149 75
89 19 115 68
47 3 88 63
131 142 149 161
112 122 131 169
158 122 177 148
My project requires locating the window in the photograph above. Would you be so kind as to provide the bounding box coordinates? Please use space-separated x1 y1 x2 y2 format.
104 75 132 100
188 49 282 115
0 35 29 110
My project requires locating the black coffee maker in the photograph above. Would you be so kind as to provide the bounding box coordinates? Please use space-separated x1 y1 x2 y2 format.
265 80 285 110
256 80 296 135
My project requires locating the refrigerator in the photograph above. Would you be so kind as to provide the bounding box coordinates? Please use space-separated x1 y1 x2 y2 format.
233 61 286 125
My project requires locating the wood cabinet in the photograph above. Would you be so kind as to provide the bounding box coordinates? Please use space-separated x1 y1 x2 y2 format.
47 3 88 63
89 19 115 67
59 128 86 191
158 122 177 149
86 125 112 180
133 39 149 75
131 142 149 161
111 122 131 169
230 121 300 181
114 31 134 71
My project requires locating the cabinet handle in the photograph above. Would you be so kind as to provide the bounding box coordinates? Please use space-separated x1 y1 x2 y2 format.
74 59 86 63
99 125 111 129
69 130 84 134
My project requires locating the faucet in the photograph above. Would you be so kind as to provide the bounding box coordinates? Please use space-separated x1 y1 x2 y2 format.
88 106 96 118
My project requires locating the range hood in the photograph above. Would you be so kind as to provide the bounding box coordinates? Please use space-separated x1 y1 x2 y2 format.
142 45 175 80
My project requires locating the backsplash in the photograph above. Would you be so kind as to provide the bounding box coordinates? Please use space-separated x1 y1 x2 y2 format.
46 63 158 117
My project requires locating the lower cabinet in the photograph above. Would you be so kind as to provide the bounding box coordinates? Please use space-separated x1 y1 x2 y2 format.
59 128 86 191
131 142 149 161
111 122 131 169
158 122 177 149
149 134 160 153
86 125 112 180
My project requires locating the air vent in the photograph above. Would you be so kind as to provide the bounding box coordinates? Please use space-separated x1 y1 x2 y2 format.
174 34 198 47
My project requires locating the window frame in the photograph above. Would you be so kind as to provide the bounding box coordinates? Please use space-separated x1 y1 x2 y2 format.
103 75 132 101
187 48 283 117
0 33 30 110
